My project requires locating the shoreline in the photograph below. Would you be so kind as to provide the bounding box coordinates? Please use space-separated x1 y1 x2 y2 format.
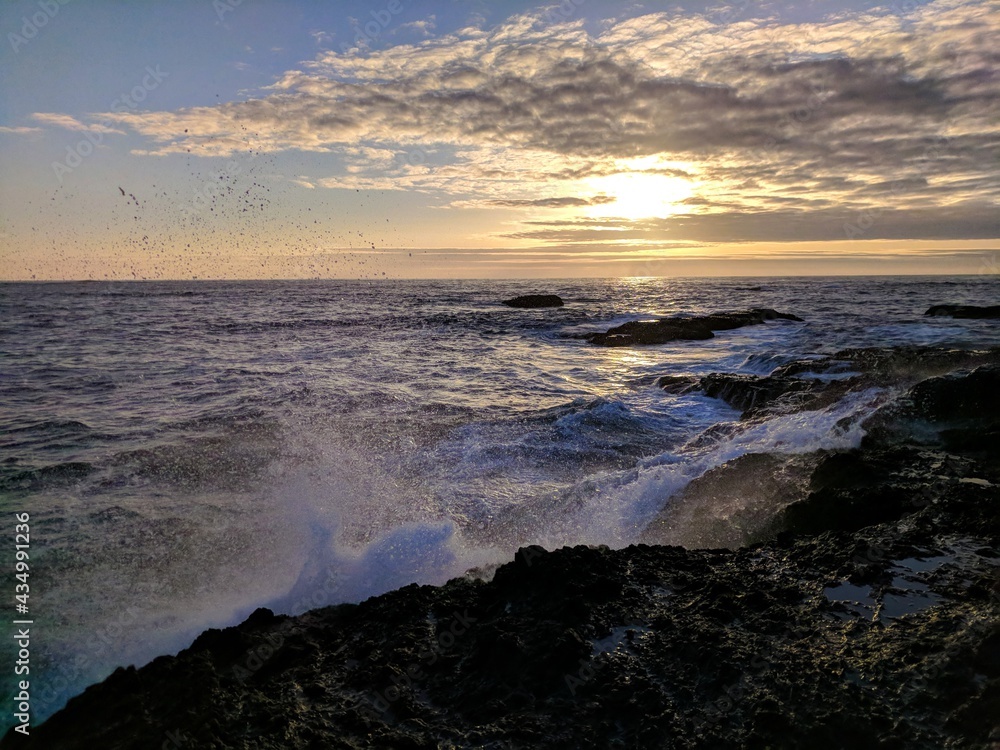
7 350 999 749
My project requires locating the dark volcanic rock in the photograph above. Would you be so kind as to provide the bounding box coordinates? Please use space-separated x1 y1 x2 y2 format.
502 294 564 308
656 374 700 393
780 446 961 535
587 308 803 347
908 364 1000 422
699 372 842 417
9 354 1000 750
779 364 1000 536
13 483 998 749
925 304 1000 319
660 370 854 419
662 346 1000 420
866 364 1000 473
775 346 997 382
641 452 817 548
588 318 715 347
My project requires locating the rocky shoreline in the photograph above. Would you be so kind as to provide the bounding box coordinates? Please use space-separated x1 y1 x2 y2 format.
585 309 804 347
6 347 1000 750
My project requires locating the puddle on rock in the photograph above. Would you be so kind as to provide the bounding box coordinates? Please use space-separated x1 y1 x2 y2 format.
824 539 1000 623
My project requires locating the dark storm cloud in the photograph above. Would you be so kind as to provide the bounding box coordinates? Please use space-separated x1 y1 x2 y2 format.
485 195 615 207
509 202 1000 242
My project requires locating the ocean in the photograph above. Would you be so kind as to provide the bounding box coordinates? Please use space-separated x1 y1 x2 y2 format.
2 275 999 727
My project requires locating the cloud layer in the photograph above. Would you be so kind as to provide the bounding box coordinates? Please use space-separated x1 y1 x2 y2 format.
71 0 1000 243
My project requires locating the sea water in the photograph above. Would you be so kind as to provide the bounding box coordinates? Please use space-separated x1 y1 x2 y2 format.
1 275 998 725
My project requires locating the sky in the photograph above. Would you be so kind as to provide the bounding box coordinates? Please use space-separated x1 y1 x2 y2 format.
1 0 998 279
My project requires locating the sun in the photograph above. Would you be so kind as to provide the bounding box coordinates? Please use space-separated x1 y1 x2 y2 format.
585 172 694 220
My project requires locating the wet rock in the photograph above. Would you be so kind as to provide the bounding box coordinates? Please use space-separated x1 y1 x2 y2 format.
641 452 816 548
781 364 1000 536
780 446 944 535
502 295 564 308
587 309 802 347
834 346 998 381
925 304 1000 319
9 350 1000 750
662 347 1000 420
659 371 854 419
698 373 840 417
14 466 998 750
588 318 715 347
870 364 1000 473
656 374 700 393
907 365 1000 422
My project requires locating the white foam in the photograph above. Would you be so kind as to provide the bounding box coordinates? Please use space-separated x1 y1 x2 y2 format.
534 386 893 549
269 519 506 613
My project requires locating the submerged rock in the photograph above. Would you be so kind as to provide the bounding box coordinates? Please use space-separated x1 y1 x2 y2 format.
586 308 803 347
925 304 1000 319
502 294 565 308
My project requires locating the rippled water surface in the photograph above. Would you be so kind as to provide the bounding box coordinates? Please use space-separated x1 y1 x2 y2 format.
1 275 998 724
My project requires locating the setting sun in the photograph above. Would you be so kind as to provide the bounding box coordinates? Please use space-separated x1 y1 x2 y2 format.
586 172 694 220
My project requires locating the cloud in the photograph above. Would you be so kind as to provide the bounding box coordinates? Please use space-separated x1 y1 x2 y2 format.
458 195 616 208
31 113 125 134
394 17 436 37
0 126 41 135
89 0 999 242
508 202 1000 243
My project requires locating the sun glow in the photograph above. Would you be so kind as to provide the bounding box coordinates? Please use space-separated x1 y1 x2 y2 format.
585 172 694 220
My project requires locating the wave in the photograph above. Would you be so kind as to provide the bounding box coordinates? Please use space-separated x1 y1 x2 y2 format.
530 386 892 550
67 289 204 298
2 419 93 435
0 461 95 492
7 277 1000 730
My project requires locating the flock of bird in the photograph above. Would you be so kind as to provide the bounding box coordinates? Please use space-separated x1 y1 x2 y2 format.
32 128 410 281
